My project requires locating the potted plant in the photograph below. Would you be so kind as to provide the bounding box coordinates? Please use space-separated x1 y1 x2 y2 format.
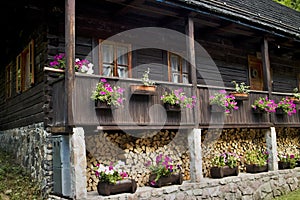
91 78 126 109
289 88 300 104
210 152 240 178
145 154 183 187
209 90 239 114
130 68 157 95
49 53 94 74
278 153 299 169
251 96 277 114
276 97 297 115
244 149 268 173
160 88 196 111
230 81 250 101
94 161 137 196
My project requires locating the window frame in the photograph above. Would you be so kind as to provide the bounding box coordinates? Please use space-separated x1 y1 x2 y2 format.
16 40 34 93
167 52 189 83
98 40 132 78
5 62 13 99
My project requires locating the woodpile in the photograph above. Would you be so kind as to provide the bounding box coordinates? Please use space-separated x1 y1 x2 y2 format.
201 128 266 177
85 130 190 191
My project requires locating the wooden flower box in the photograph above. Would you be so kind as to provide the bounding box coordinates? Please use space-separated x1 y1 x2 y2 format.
245 164 268 173
94 100 115 110
251 108 266 114
278 161 294 169
275 108 284 115
230 92 249 101
130 84 156 95
210 166 239 178
149 173 183 188
97 179 137 196
164 103 181 112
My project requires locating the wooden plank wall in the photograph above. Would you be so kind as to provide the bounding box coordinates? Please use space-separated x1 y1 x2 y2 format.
69 75 195 127
0 25 47 130
198 87 271 128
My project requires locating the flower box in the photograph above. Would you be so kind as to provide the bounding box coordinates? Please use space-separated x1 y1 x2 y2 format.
210 166 239 178
210 104 225 113
278 161 294 169
97 179 137 196
275 107 284 115
164 103 181 112
149 173 183 188
130 84 156 95
230 92 249 101
95 100 115 110
251 107 266 114
245 164 268 173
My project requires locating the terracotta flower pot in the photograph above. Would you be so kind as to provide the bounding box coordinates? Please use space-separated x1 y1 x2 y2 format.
210 166 239 178
245 164 268 173
149 173 183 188
97 179 137 196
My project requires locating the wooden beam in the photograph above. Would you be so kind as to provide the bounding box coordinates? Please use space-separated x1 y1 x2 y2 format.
65 0 75 128
185 17 199 128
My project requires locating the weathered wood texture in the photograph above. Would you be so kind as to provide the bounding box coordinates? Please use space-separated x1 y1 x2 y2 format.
198 87 271 128
49 74 195 128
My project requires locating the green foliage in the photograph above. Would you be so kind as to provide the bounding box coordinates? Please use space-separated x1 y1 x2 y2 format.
0 151 42 199
141 68 155 86
212 152 240 168
245 149 269 167
231 81 250 94
274 0 300 11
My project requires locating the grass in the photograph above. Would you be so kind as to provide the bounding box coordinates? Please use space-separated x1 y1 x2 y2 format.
273 189 300 200
0 150 42 200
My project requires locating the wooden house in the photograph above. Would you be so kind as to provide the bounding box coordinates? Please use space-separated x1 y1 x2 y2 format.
0 0 300 199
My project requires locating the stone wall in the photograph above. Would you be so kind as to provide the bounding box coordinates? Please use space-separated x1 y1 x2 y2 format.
87 168 300 200
85 130 190 191
0 123 52 198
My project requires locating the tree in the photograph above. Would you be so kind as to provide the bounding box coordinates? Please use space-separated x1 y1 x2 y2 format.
273 0 300 11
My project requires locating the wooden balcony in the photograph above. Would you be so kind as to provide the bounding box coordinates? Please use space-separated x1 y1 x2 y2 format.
47 72 300 131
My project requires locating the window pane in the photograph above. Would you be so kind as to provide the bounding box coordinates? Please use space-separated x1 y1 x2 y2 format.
182 74 189 84
118 66 128 78
25 52 31 90
117 46 128 65
102 44 114 63
170 55 179 72
103 64 113 77
182 60 188 73
172 73 180 83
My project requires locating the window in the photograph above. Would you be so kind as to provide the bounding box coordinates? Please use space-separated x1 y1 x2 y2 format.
168 52 189 83
5 62 13 99
99 40 131 78
16 40 34 93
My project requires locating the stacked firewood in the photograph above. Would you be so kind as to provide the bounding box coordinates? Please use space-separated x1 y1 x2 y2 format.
85 130 190 191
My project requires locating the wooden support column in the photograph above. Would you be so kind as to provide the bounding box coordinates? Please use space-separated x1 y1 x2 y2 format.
188 128 203 182
186 17 202 182
65 0 75 128
261 37 273 124
185 16 199 126
265 127 278 171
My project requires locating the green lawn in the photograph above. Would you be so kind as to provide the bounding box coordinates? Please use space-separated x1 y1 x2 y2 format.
273 189 300 200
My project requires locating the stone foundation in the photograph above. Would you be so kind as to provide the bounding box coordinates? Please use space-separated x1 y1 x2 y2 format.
87 168 300 200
